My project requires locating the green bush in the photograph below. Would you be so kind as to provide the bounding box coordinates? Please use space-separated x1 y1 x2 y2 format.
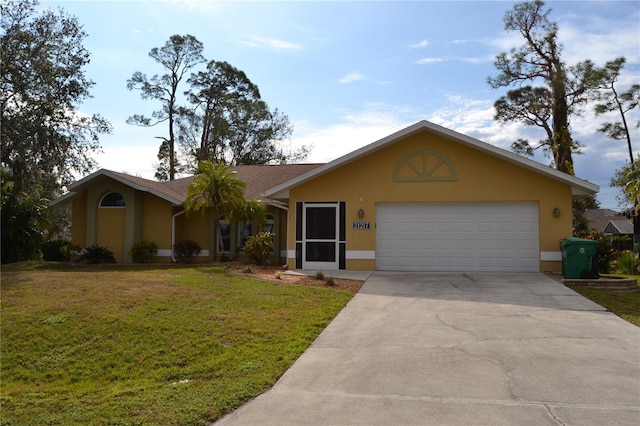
584 231 614 274
129 240 158 263
243 232 274 265
41 239 71 261
315 270 324 280
174 239 201 264
613 250 640 275
80 245 116 264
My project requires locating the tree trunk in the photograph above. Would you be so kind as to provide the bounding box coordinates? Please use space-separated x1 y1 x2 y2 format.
551 61 574 175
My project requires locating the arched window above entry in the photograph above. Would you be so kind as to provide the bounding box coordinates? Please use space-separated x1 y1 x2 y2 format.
99 192 125 207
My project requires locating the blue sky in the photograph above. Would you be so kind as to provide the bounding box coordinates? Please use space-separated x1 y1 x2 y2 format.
41 0 640 209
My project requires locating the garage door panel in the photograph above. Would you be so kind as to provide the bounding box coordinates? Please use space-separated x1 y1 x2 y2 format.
376 202 539 272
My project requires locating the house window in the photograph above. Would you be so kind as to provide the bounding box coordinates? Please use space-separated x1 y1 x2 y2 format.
238 221 252 252
263 213 275 233
99 192 125 207
218 216 231 253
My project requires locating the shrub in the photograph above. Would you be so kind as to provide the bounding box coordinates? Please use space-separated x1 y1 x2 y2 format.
130 240 158 263
80 245 116 264
326 276 335 287
242 265 253 273
173 239 201 264
613 250 640 275
583 231 614 274
243 232 275 266
274 271 282 280
315 270 324 280
41 239 71 261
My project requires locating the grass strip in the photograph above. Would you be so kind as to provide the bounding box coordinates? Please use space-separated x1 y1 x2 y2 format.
1 264 355 425
568 276 640 327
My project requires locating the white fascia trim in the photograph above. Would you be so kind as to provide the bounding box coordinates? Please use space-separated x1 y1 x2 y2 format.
264 120 599 198
66 169 183 205
49 191 76 207
540 251 562 261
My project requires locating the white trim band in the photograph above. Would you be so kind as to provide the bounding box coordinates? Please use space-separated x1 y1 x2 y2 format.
540 251 562 261
286 250 376 260
157 249 210 257
346 250 376 260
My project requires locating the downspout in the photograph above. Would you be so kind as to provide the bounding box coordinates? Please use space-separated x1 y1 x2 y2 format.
172 209 186 262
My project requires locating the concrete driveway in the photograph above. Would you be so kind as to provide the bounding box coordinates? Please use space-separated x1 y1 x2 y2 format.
216 272 640 425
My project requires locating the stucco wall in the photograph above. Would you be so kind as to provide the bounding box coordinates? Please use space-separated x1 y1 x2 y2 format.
287 131 573 272
71 191 87 250
96 208 126 262
141 193 172 251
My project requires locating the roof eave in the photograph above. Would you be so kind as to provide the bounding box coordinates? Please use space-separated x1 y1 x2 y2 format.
49 191 77 208
65 169 184 205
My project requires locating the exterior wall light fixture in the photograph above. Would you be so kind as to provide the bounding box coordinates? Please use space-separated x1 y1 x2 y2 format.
357 208 365 218
553 207 560 217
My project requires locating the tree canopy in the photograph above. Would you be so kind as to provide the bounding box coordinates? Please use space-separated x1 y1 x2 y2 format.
1 0 111 196
127 34 205 181
1 0 110 263
128 40 305 179
488 0 603 175
593 57 639 165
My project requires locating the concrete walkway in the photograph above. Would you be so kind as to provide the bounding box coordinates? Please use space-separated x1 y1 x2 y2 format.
215 272 640 425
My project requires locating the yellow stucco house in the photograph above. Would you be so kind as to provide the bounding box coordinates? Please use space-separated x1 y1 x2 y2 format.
53 120 598 272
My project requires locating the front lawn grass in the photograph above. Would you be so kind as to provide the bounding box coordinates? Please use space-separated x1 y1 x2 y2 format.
0 263 356 425
568 276 640 327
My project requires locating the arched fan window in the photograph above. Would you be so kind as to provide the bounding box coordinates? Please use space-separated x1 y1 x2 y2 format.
99 192 125 207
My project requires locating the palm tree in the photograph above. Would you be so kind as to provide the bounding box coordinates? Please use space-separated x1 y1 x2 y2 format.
184 161 246 261
229 199 268 254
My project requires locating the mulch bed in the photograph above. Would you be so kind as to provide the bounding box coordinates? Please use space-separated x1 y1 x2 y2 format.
227 264 365 293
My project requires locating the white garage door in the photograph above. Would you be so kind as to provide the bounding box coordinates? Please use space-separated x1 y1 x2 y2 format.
376 202 539 272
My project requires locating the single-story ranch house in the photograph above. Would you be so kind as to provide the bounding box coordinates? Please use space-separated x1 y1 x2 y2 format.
52 120 599 272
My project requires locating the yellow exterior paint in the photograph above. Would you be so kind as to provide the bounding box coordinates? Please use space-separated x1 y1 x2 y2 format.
64 127 587 271
141 193 172 256
96 207 126 262
287 130 573 272
71 191 87 250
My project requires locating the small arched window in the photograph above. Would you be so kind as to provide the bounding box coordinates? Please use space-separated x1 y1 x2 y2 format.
99 192 125 207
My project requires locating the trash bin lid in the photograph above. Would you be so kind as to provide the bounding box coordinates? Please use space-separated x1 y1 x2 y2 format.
560 237 599 255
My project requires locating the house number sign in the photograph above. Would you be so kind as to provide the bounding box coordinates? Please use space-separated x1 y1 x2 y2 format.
352 221 371 230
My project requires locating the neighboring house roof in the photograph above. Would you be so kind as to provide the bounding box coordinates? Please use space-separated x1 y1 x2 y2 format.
584 208 627 233
264 120 599 200
51 164 323 207
603 219 634 235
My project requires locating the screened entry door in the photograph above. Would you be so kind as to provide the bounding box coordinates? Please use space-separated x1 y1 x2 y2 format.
303 203 339 270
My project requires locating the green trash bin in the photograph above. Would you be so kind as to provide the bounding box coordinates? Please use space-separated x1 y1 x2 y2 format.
560 237 599 279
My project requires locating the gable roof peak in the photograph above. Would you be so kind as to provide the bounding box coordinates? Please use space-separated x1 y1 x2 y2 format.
264 119 599 199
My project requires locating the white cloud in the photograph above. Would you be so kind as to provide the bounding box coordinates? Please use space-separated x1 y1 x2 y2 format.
409 39 429 49
338 72 365 84
96 145 158 179
456 55 495 64
291 104 418 163
240 36 303 50
416 57 445 64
